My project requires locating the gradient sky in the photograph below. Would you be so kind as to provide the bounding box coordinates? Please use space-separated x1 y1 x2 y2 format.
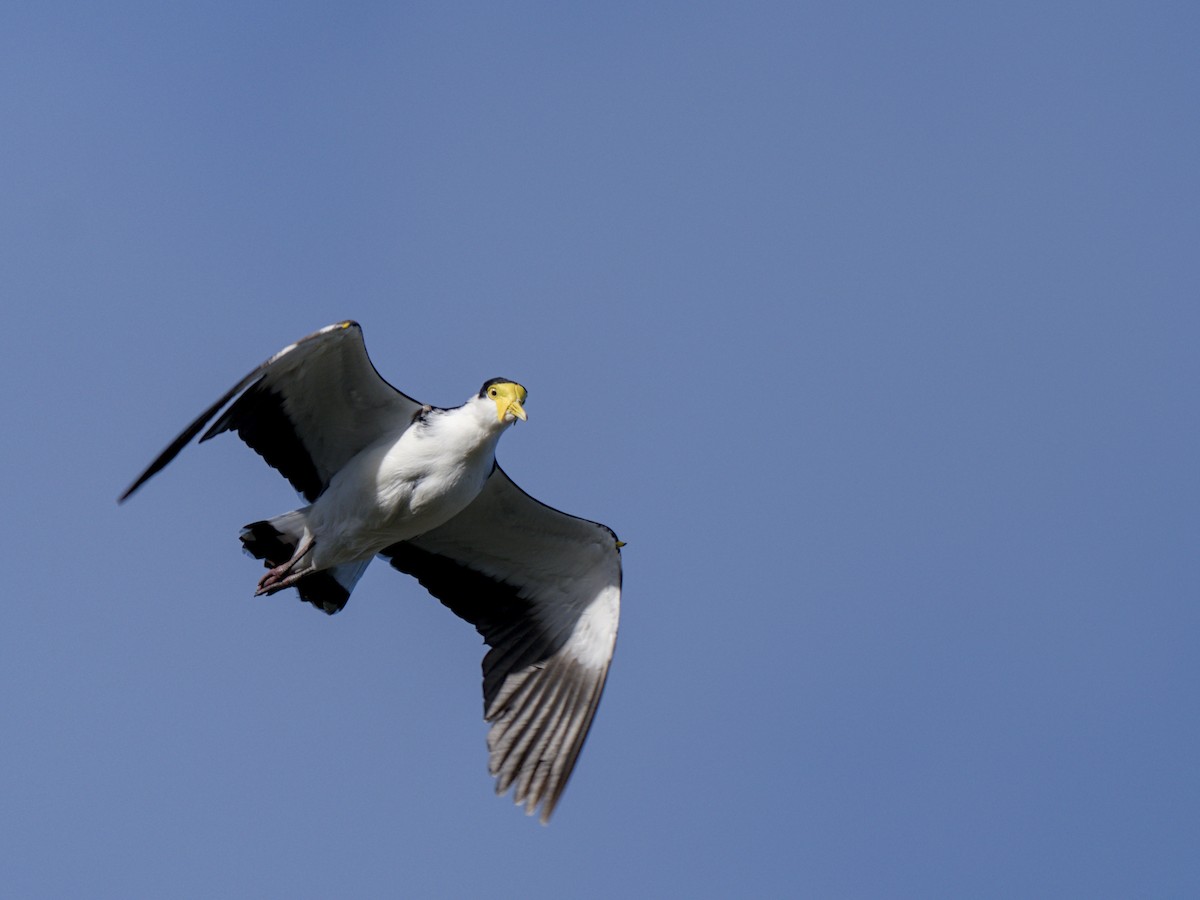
2 3 1198 898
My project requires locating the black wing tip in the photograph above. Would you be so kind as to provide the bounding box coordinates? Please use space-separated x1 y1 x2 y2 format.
118 437 192 503
119 319 375 506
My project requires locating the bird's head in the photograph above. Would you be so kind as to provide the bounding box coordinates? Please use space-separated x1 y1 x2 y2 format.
480 379 527 423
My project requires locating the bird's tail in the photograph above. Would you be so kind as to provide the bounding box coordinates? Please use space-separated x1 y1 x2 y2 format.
240 512 369 615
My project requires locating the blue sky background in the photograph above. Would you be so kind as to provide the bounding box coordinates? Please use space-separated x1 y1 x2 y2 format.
2 3 1197 897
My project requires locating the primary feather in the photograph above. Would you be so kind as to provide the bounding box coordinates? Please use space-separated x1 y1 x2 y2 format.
121 321 622 822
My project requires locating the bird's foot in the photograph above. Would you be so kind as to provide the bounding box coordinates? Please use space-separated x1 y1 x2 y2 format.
255 535 315 596
256 566 314 596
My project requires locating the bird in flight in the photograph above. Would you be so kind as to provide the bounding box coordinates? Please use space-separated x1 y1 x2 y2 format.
121 320 622 822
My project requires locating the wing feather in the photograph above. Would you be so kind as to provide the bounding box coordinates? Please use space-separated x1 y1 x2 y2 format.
122 323 623 823
120 321 422 503
380 466 621 823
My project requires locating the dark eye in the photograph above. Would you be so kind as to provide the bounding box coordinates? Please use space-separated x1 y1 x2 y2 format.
489 388 497 397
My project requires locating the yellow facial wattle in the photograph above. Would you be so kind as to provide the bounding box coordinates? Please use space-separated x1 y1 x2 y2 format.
488 381 528 422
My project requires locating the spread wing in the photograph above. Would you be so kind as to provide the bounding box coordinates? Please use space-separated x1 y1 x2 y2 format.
119 321 422 503
380 466 622 823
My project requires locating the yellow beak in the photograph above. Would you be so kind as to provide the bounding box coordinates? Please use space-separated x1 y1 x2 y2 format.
504 398 527 422
490 382 528 422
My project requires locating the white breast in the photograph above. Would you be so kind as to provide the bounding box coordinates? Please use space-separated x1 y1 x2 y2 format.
306 406 504 568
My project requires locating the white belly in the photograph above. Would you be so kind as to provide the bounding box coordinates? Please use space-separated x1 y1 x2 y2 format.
305 425 497 568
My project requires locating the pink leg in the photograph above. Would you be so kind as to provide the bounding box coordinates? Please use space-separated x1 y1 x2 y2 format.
255 534 316 596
